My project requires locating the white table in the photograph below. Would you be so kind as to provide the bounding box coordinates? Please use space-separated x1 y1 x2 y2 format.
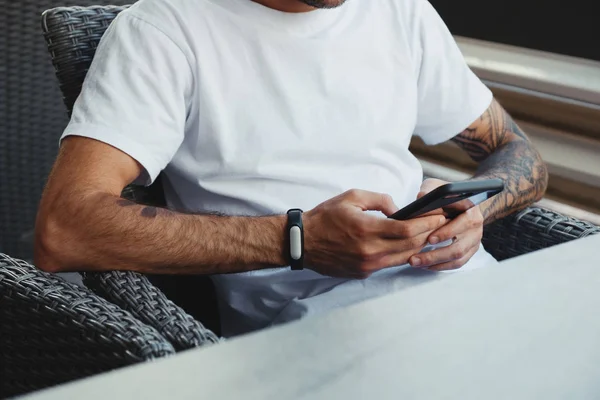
22 235 600 400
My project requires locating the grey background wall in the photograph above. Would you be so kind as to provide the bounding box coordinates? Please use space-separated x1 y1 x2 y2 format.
430 0 599 62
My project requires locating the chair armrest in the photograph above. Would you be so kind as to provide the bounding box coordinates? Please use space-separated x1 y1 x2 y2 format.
0 254 174 398
482 206 600 261
83 271 220 351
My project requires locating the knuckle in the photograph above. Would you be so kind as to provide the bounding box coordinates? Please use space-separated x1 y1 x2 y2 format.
432 216 446 229
408 236 426 249
353 219 371 238
342 189 356 200
396 223 412 237
451 245 467 260
381 193 394 204
346 189 362 200
357 244 376 260
356 245 369 259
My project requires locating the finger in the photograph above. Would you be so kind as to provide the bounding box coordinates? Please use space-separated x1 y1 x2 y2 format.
409 234 480 268
376 250 424 271
377 214 447 239
358 230 434 273
427 206 483 245
344 189 398 216
419 178 447 195
380 230 432 255
426 244 480 271
372 249 429 273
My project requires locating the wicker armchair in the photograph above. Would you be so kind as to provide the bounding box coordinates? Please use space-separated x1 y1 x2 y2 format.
483 206 600 260
1 3 592 397
0 253 219 398
0 254 175 398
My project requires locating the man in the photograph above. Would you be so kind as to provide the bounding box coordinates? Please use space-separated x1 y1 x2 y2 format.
35 0 548 336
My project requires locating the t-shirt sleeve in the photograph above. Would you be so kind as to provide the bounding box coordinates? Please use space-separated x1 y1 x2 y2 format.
412 0 493 145
62 12 193 185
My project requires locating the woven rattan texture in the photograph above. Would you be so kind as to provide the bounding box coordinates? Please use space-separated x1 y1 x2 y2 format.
0 0 133 260
483 207 600 260
0 253 174 398
42 5 130 116
84 271 221 351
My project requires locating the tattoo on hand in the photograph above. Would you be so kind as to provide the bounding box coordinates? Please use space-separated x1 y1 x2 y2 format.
451 99 548 223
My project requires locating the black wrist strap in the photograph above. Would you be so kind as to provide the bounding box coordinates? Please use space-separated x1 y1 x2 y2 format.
286 209 304 271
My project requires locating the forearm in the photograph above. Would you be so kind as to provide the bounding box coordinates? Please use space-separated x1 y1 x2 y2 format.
471 140 548 223
451 99 548 224
35 192 287 274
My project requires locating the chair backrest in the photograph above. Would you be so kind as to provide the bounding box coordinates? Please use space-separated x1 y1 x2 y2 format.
41 5 166 206
0 253 175 398
42 5 127 116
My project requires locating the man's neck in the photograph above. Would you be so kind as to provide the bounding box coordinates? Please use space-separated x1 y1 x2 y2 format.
251 0 316 13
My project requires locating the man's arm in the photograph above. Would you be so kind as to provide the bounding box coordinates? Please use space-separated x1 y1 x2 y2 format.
35 136 446 277
451 98 549 224
34 136 288 274
408 99 548 271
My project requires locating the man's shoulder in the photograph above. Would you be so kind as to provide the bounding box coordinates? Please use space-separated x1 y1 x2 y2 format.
110 0 216 54
122 0 212 32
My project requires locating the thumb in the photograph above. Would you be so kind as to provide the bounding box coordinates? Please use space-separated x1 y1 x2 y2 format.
345 189 399 216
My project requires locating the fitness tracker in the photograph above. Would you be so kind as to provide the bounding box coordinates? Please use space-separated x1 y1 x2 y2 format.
286 209 304 270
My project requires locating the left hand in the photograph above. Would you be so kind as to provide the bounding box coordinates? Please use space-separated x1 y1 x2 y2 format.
408 178 484 271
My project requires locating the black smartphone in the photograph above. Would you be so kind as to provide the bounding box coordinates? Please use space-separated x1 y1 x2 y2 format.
389 179 504 221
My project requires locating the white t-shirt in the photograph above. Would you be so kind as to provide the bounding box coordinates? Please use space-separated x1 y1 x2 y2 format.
63 0 497 337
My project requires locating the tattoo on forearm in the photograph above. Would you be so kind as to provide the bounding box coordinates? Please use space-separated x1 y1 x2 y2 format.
451 99 548 223
116 198 170 219
116 199 136 207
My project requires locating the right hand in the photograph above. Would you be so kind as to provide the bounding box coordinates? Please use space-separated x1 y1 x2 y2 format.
303 189 448 279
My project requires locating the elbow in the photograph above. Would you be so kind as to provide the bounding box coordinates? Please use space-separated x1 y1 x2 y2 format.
34 214 78 273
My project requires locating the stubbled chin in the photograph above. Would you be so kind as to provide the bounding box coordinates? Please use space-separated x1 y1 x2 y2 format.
299 0 348 9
